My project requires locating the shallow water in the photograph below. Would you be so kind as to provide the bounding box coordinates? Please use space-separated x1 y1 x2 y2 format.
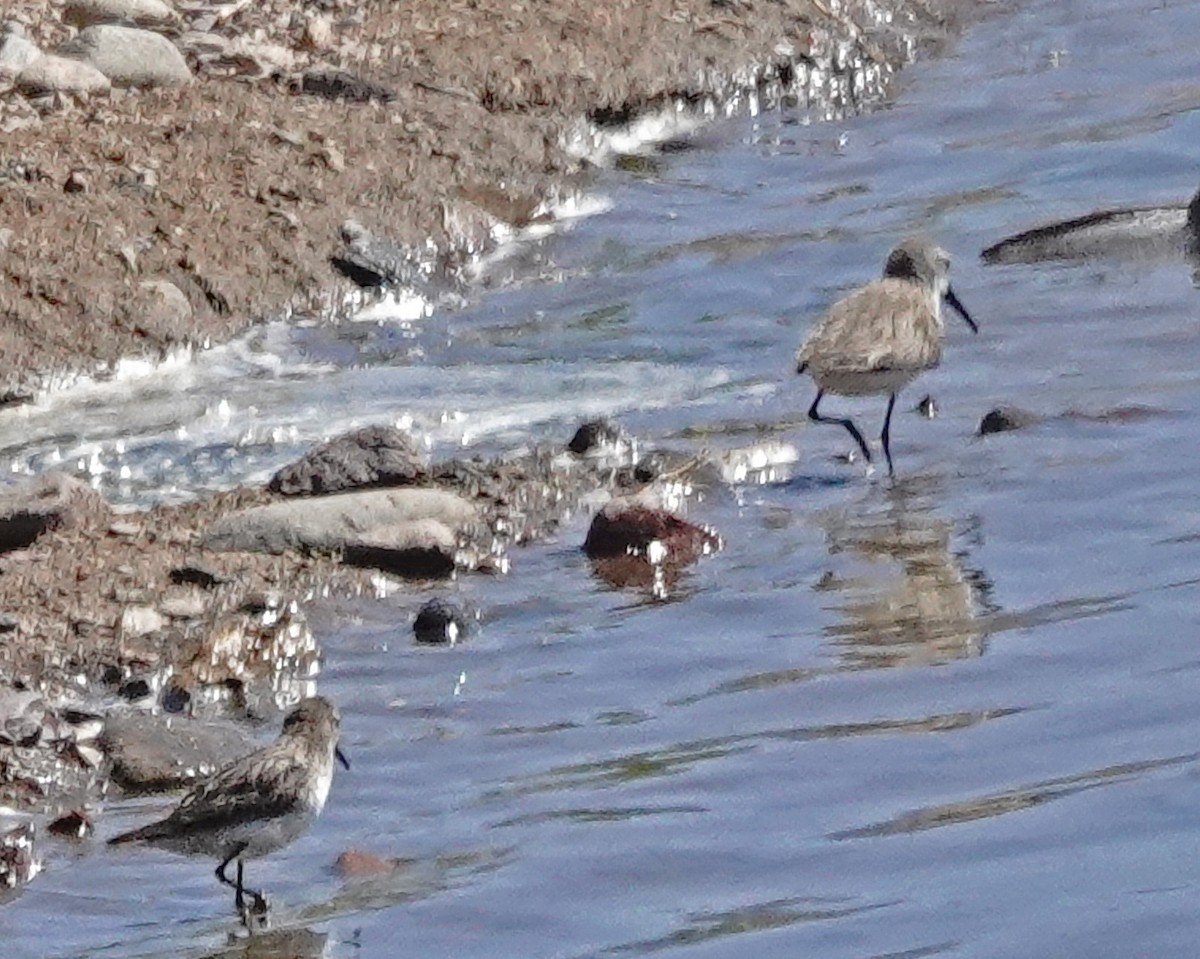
10 0 1200 955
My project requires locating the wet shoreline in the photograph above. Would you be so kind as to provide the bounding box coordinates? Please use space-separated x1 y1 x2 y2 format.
0 0 992 898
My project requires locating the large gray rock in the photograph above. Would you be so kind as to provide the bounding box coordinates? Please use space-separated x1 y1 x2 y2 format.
203 488 483 576
59 24 190 88
15 53 110 96
63 0 179 31
99 713 258 793
0 33 41 78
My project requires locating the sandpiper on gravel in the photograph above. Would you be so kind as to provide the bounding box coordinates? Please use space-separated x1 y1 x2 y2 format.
795 238 978 475
108 696 349 915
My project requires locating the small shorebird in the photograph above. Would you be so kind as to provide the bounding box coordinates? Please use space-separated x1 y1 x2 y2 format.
795 238 978 475
108 696 349 915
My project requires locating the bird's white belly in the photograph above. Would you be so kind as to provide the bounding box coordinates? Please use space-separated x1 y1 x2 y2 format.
814 367 920 397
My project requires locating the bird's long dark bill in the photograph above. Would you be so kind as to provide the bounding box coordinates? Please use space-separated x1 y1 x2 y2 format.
944 287 978 333
336 747 351 770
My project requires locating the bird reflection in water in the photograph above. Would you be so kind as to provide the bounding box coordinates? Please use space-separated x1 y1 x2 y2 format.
813 477 994 669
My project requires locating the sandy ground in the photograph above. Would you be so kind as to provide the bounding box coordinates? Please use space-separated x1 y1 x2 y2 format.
1 0 981 397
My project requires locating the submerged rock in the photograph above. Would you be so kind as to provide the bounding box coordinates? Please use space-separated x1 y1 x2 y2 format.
413 598 467 645
981 187 1200 265
978 406 1041 436
567 419 635 461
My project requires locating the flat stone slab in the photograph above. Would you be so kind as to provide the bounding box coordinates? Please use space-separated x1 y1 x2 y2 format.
99 713 258 793
202 488 483 575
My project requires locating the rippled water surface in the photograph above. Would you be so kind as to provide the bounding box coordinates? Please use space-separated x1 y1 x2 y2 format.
10 0 1200 956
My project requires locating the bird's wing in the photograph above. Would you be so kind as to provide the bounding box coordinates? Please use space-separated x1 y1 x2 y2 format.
155 750 306 834
797 281 935 373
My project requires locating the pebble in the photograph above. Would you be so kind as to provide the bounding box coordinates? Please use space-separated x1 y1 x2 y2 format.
413 598 467 645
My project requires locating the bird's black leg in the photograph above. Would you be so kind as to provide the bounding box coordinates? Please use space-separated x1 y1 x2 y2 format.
808 389 872 463
880 393 897 477
215 845 250 913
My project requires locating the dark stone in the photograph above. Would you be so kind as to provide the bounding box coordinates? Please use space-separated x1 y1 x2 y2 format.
117 678 152 702
567 419 628 457
299 69 396 103
341 533 457 579
268 425 427 496
329 220 414 289
413 598 466 645
978 406 1041 436
0 612 16 634
160 684 190 714
47 809 91 840
168 565 226 589
583 501 720 562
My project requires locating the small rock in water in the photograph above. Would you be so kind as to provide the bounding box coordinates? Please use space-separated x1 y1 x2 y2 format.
413 598 466 646
0 822 39 891
567 419 630 458
336 848 397 878
47 808 92 840
978 406 1041 436
916 394 937 418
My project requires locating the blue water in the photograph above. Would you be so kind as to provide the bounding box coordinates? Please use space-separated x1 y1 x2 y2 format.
8 0 1200 956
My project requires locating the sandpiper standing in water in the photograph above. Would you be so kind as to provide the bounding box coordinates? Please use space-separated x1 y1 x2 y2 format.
109 696 349 916
795 238 978 475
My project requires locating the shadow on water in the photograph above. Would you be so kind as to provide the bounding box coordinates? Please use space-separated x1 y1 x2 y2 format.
85 846 512 959
571 896 909 959
830 752 1200 841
